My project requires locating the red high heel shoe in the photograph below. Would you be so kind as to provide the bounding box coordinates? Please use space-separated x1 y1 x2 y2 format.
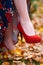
18 22 41 43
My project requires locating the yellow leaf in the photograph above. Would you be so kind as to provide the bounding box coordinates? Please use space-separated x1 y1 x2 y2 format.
40 64 43 65
39 27 43 32
15 48 22 56
4 55 7 59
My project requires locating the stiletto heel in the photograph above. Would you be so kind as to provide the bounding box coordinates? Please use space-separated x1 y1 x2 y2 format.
18 22 41 43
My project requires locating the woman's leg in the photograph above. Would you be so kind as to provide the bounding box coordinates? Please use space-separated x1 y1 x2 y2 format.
13 0 35 36
13 0 41 43
4 22 15 50
12 12 19 43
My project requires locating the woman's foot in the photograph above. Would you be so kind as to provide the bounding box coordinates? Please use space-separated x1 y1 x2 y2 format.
4 40 16 56
4 40 15 50
18 19 41 43
20 18 35 36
